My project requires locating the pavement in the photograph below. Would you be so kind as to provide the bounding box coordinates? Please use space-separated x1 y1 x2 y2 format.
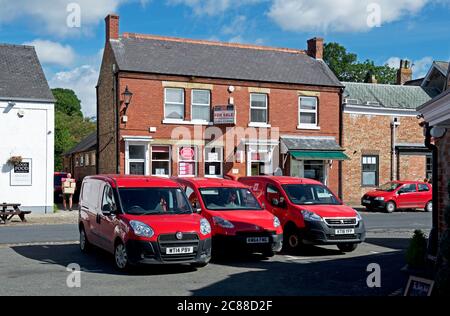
0 211 432 296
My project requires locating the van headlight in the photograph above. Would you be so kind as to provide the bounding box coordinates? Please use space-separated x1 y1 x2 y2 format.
129 220 154 238
273 216 281 228
200 218 211 235
212 216 234 229
301 210 323 222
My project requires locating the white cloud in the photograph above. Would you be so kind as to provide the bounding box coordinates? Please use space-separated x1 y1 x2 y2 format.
167 0 264 16
0 0 124 37
386 56 434 78
49 65 99 117
268 0 432 32
23 39 76 67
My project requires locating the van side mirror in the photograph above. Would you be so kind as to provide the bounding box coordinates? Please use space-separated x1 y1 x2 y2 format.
102 204 114 215
192 201 201 214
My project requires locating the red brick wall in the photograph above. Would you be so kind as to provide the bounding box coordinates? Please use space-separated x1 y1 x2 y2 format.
342 113 426 205
437 133 450 235
398 155 427 181
106 73 341 193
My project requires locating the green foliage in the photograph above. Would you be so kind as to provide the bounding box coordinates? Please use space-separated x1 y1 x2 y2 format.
406 230 428 269
324 42 398 84
52 88 96 171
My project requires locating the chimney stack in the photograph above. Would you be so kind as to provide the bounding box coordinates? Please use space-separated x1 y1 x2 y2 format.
397 59 412 85
365 72 378 84
105 14 119 42
307 37 324 60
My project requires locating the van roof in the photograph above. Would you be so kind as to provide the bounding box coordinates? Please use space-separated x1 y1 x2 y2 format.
174 177 248 189
85 175 181 188
240 176 323 186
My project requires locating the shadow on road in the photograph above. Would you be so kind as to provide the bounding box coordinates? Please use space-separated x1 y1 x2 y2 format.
194 250 408 296
10 243 198 276
364 238 410 250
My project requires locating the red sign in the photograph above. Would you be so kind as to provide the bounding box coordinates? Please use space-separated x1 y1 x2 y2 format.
180 147 195 160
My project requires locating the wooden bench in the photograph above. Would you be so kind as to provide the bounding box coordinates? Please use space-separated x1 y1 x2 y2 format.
0 203 31 224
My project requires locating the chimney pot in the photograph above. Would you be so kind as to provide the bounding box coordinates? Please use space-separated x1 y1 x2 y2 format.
105 14 119 42
397 59 412 85
307 37 324 59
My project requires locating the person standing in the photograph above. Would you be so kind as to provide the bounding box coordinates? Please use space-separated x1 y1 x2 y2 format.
62 173 76 211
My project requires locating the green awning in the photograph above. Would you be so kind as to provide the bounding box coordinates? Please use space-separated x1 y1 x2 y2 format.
290 151 349 160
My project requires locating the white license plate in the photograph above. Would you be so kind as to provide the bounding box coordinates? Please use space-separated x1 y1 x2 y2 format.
335 229 355 235
166 247 194 254
246 237 270 244
363 199 371 204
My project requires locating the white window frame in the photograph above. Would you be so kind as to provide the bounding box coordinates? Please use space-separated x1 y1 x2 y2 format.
191 89 211 123
164 88 185 121
178 146 198 178
125 141 150 176
249 93 268 124
298 96 319 129
151 145 171 177
204 146 223 178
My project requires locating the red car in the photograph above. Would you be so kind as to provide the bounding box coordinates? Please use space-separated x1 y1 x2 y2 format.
174 177 283 257
239 176 365 253
78 175 212 270
362 181 432 213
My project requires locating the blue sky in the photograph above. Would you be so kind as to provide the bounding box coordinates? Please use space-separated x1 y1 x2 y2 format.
0 0 449 117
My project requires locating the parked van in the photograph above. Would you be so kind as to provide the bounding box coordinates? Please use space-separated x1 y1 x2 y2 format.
362 181 432 213
79 175 212 270
174 178 283 257
239 176 366 253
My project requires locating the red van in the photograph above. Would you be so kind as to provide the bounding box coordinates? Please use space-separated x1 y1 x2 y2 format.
174 178 283 257
79 175 212 270
362 181 432 213
239 176 365 253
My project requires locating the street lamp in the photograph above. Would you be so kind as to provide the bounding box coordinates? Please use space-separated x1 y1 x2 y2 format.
122 86 133 114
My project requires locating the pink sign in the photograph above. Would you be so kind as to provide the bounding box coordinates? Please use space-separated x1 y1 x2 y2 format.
180 147 195 160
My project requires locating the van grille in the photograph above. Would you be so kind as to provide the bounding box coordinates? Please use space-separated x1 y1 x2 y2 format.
324 218 357 226
158 233 199 262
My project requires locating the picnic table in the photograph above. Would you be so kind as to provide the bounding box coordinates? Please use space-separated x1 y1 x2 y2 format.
0 203 31 224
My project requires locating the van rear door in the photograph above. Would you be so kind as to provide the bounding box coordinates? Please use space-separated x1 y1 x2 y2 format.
81 179 103 247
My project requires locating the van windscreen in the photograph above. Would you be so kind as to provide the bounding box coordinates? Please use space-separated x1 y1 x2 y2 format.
199 187 262 211
118 188 192 215
282 184 341 205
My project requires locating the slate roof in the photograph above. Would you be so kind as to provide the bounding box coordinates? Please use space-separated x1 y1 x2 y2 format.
0 44 54 102
64 132 97 156
110 35 342 87
343 82 440 110
281 136 344 151
434 61 449 75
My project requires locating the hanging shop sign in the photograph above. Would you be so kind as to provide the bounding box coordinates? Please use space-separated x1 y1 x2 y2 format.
10 158 32 186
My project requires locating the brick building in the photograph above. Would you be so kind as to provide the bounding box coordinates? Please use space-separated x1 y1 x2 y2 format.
97 14 347 195
341 61 441 205
62 132 97 183
418 62 450 238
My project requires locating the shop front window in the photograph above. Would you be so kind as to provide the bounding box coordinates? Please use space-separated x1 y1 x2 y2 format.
128 144 147 175
151 145 171 176
205 146 223 177
290 159 327 184
178 146 198 177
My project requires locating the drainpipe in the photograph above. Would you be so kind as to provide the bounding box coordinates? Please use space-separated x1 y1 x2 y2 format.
338 87 344 200
424 122 439 259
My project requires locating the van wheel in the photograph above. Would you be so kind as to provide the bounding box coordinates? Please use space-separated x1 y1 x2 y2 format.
283 227 301 252
337 243 358 253
114 241 129 271
425 201 433 212
79 227 91 253
385 201 396 213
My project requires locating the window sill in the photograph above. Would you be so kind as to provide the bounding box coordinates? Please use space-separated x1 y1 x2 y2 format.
248 122 272 128
297 125 320 130
162 119 213 126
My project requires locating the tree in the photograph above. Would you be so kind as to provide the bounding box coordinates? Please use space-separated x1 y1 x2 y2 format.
52 89 96 171
324 42 397 84
52 88 83 117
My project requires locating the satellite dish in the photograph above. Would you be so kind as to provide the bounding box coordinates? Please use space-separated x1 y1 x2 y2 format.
431 126 447 139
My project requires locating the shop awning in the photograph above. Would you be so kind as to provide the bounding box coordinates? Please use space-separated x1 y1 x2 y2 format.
290 151 349 160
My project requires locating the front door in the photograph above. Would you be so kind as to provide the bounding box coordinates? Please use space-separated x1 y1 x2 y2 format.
266 184 288 226
97 184 118 253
